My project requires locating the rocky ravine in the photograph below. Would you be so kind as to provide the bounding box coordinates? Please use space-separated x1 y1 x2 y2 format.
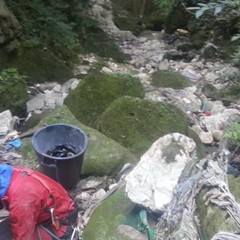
1 1 239 239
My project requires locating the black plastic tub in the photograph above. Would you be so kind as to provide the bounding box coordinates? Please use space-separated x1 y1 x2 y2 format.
32 124 88 189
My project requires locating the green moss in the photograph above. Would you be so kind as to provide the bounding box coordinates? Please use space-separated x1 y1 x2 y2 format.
19 105 137 176
83 26 129 62
83 187 135 240
112 4 140 34
202 83 219 99
18 138 40 169
187 127 208 159
0 47 73 84
196 188 238 239
95 96 188 157
1 83 28 115
228 175 240 203
64 71 145 127
0 68 28 115
224 118 240 150
151 70 191 89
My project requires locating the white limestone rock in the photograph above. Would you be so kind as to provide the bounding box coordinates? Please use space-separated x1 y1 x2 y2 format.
125 133 196 211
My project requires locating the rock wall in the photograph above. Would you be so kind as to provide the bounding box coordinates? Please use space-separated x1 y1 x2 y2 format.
0 0 21 44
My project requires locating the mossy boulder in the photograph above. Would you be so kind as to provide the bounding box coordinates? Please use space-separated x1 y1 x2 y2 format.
111 0 142 34
202 83 219 100
202 82 240 105
94 96 189 157
228 175 240 203
187 127 207 159
19 105 138 176
64 71 145 127
151 70 191 89
196 187 239 239
83 186 136 240
0 47 73 84
83 25 129 62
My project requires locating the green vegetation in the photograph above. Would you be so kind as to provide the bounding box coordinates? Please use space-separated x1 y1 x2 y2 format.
3 0 127 83
0 68 26 93
152 0 175 16
111 0 172 33
224 118 240 149
0 68 28 114
187 0 240 61
5 0 86 60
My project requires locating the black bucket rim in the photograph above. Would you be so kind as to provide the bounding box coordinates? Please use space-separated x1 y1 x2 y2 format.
31 123 88 161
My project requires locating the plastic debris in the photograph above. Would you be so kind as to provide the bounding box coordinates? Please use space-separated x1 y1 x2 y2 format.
138 210 155 240
8 139 22 149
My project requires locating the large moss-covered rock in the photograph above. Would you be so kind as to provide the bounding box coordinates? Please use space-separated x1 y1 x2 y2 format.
151 70 191 89
83 24 129 62
196 187 239 239
83 186 136 240
196 171 240 239
64 71 145 127
19 105 137 176
187 127 207 159
202 82 240 105
0 47 73 84
94 96 189 157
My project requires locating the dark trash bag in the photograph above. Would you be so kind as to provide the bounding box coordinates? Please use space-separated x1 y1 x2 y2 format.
32 124 88 189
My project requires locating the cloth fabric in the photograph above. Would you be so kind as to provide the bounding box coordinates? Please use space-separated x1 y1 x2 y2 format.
0 164 13 197
1 165 76 240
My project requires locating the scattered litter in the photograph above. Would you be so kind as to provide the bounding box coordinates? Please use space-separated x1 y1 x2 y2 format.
0 151 22 163
46 144 76 157
204 111 212 116
4 138 22 150
0 131 19 145
138 210 155 240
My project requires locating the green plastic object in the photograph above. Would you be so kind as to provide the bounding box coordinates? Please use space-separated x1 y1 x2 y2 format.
138 210 155 240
